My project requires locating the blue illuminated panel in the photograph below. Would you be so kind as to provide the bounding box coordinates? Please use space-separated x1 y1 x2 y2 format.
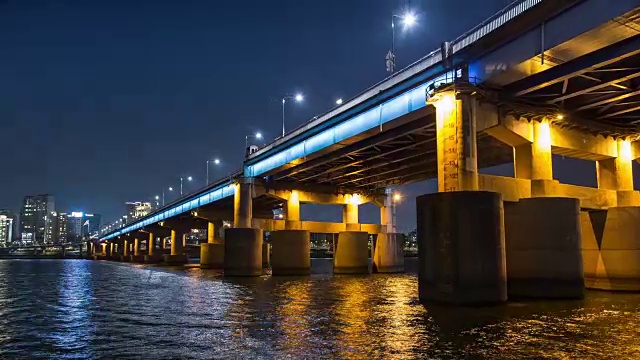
245 71 456 177
101 184 235 241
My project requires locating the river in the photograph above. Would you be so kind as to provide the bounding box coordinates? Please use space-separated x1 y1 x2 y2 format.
0 258 639 359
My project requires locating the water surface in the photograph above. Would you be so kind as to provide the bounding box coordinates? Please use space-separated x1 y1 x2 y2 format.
1 259 639 359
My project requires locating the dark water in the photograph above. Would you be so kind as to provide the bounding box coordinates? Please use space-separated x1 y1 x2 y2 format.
1 259 640 359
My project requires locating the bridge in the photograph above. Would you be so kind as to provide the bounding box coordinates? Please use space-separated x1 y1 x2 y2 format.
96 0 640 303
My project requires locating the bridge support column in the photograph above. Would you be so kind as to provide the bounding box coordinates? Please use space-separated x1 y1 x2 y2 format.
224 228 263 276
373 189 404 273
285 190 302 230
582 206 640 291
234 178 253 228
271 230 310 275
144 232 160 263
201 221 224 269
598 139 639 206
333 231 369 274
163 230 187 265
122 239 129 261
343 200 360 231
504 197 584 298
109 242 115 260
419 90 505 304
417 191 507 305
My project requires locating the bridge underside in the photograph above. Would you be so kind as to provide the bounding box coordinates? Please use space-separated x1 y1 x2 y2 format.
267 109 513 193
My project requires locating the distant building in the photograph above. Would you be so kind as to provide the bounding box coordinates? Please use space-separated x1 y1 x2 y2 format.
66 212 102 241
19 195 55 245
125 201 153 222
0 210 16 247
52 212 68 243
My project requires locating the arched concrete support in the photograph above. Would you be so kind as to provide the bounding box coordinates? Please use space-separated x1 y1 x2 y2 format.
224 228 263 276
163 230 188 266
373 233 404 273
333 231 369 274
201 221 224 269
417 191 507 305
582 206 640 291
271 230 310 276
504 197 584 299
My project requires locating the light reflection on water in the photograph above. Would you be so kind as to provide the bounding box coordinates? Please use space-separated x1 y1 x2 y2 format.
0 259 640 359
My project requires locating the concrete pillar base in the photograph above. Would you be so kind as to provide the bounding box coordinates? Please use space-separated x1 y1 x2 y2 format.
224 228 263 277
271 230 311 276
334 231 369 274
144 254 163 264
373 233 404 273
162 254 188 266
200 242 224 269
504 197 584 299
262 242 271 268
582 206 640 291
129 255 146 263
417 191 507 305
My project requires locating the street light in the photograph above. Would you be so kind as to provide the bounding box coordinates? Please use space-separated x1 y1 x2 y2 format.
162 187 173 206
206 158 221 185
282 93 304 137
180 176 193 196
154 195 160 207
336 98 343 105
245 131 263 149
387 12 417 74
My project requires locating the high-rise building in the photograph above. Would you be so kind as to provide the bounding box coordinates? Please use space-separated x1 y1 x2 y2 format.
19 195 55 245
66 212 101 241
125 202 153 223
0 210 16 247
53 212 68 243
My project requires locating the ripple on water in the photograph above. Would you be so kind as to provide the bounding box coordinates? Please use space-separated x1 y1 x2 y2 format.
1 259 640 359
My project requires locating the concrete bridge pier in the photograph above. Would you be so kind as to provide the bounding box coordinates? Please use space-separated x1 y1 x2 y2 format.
225 178 263 276
201 221 224 269
164 229 188 266
122 239 130 262
504 197 584 299
333 231 369 274
373 189 404 273
417 90 507 305
144 231 162 264
271 230 311 275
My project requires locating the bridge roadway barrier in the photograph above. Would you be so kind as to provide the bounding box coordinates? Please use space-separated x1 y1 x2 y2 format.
270 230 311 276
333 231 369 274
417 191 507 305
373 233 404 273
582 206 640 291
224 228 263 276
503 197 584 299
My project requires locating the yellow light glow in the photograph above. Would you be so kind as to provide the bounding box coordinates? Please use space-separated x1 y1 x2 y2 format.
619 139 632 161
393 193 402 202
534 120 551 149
556 114 564 120
346 193 362 205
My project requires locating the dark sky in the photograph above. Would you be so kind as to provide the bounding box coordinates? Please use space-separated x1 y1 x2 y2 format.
3 0 607 232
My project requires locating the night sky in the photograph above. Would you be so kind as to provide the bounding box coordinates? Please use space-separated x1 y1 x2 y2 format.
3 0 631 232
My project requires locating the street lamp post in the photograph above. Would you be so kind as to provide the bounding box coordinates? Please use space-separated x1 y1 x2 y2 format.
180 176 192 196
206 158 221 185
388 12 417 74
282 93 304 137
